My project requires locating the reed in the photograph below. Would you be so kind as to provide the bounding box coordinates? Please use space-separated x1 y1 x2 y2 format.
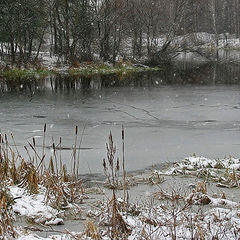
42 123 47 173
0 134 16 239
0 190 16 239
85 221 100 240
102 131 132 239
59 137 63 171
73 126 78 180
76 124 86 178
0 125 87 231
122 126 127 207
103 132 119 189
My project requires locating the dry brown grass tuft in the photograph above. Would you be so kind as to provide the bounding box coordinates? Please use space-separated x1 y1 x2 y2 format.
196 181 207 194
85 220 100 240
0 192 16 239
0 126 87 237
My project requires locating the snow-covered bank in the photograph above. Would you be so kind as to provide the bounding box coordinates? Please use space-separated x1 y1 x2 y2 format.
10 186 64 225
3 154 240 239
154 156 240 189
15 188 240 240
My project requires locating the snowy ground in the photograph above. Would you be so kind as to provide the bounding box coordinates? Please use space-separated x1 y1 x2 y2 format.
156 155 240 188
10 186 64 226
7 155 240 239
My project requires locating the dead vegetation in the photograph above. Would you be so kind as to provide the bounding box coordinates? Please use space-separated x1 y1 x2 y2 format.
0 124 88 238
156 155 240 189
1 128 240 239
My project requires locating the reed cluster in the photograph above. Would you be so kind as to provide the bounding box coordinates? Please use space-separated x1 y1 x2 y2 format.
0 124 86 238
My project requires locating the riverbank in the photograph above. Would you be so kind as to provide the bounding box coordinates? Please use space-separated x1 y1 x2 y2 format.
6 155 240 240
0 62 162 80
1 37 240 80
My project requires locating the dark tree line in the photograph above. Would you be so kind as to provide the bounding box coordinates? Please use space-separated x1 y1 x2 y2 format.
0 0 239 65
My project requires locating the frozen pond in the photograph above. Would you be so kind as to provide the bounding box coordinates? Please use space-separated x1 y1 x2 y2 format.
1 62 240 174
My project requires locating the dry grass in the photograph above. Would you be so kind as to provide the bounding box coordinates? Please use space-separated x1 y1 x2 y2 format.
0 134 16 238
84 220 100 240
2 128 240 239
103 132 119 188
0 125 87 238
99 131 132 239
0 191 16 239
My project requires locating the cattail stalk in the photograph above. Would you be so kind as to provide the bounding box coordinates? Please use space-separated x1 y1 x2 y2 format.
122 126 127 205
73 126 78 180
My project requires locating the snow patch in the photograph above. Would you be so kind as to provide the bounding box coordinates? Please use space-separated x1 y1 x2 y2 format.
10 186 64 225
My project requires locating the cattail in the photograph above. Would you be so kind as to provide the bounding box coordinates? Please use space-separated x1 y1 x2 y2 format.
109 157 113 167
63 165 68 182
49 157 55 174
103 158 106 170
29 167 39 194
44 123 46 133
122 126 124 140
116 157 120 172
52 143 56 151
36 154 45 172
29 143 34 150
